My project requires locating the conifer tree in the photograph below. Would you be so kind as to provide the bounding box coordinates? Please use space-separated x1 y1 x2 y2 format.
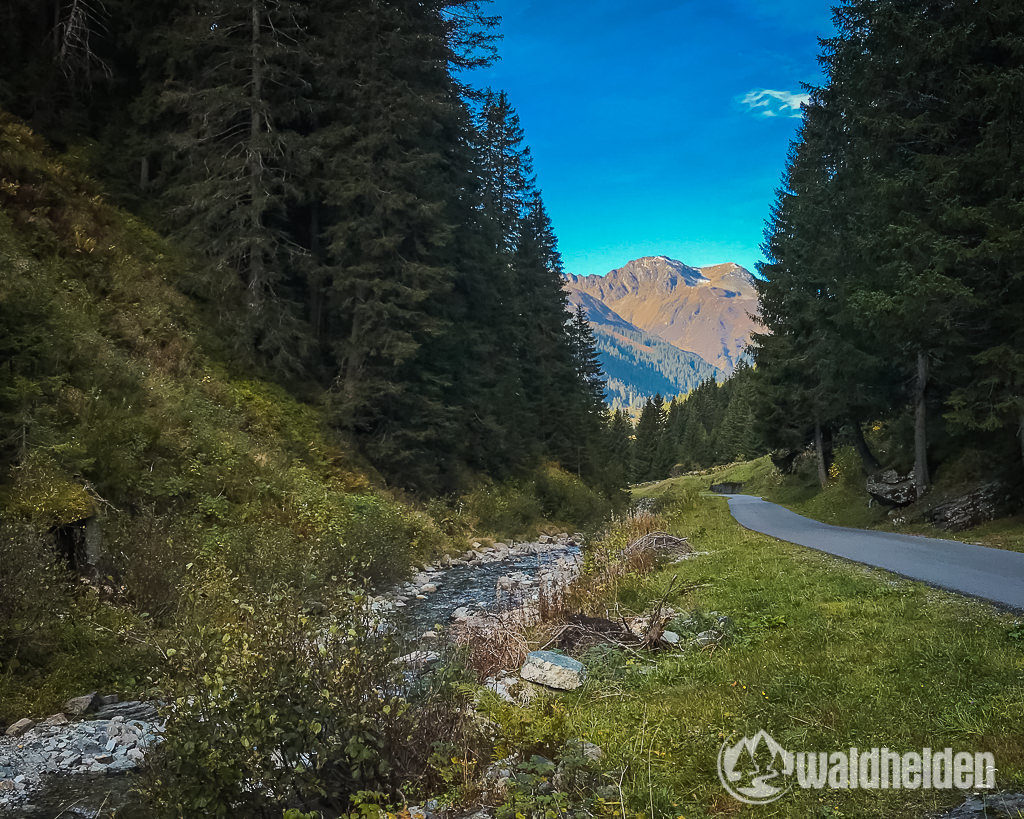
633 395 667 482
141 0 311 373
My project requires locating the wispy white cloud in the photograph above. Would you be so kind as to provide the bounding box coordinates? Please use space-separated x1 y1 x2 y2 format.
740 89 809 119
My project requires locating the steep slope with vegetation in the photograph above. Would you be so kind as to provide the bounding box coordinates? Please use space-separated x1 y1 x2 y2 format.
0 109 426 689
0 108 622 814
0 2 627 810
0 0 620 495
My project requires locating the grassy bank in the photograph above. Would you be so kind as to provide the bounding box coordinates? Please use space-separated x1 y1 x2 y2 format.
482 475 1024 817
658 455 1024 554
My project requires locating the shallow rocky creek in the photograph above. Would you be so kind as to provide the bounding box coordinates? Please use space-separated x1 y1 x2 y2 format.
387 534 583 639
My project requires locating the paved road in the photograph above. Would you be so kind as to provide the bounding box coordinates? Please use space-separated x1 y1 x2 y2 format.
724 494 1024 610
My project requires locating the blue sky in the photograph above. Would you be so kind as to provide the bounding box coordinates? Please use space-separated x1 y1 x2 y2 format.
470 0 837 277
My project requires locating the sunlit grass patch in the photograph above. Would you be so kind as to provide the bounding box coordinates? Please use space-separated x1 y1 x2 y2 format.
483 485 1024 817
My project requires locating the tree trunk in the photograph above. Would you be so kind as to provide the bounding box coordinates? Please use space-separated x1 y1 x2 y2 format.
914 351 930 496
850 420 880 472
247 0 263 312
1018 408 1024 476
814 419 828 489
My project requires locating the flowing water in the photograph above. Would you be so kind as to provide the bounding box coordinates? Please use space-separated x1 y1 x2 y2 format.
397 543 581 637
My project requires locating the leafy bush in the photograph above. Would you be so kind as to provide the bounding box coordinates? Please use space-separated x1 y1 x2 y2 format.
0 521 72 665
146 578 494 817
145 583 409 817
463 481 544 538
463 465 614 539
828 445 865 489
106 509 196 622
532 464 611 530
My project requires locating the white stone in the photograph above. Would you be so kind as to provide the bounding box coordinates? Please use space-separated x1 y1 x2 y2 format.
520 651 586 691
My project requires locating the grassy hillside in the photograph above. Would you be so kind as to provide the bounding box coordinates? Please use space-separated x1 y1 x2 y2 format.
0 113 615 728
0 110 453 717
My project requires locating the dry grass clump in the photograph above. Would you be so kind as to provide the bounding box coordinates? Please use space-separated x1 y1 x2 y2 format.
564 505 688 616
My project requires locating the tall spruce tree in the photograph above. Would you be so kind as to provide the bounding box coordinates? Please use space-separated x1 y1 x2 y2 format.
140 0 311 373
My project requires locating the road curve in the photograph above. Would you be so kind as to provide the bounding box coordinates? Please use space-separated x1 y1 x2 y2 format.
724 494 1024 610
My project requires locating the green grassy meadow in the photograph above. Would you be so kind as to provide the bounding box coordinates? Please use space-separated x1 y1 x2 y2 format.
484 472 1024 817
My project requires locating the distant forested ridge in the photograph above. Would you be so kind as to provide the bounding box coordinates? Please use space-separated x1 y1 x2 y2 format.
753 0 1024 495
609 365 765 484
566 290 721 411
0 0 619 493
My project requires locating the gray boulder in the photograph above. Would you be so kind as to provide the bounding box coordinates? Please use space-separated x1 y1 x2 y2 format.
520 651 586 691
867 469 918 506
93 701 159 721
62 692 100 717
4 718 34 737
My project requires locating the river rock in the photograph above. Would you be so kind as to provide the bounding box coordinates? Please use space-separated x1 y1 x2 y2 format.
63 692 100 717
93 701 159 721
661 630 681 645
4 719 34 737
420 583 438 593
520 651 586 691
866 469 918 506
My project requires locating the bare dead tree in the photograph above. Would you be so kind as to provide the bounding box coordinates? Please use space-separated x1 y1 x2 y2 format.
52 0 111 84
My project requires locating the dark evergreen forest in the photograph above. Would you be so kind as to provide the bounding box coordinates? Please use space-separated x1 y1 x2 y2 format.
0 0 617 494
754 0 1024 498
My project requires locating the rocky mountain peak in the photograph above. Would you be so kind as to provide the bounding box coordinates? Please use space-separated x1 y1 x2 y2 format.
564 255 761 375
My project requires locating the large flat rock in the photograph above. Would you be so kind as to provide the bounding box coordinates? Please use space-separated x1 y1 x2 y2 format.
520 651 586 691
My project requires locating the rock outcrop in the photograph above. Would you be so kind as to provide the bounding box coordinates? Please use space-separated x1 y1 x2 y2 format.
867 469 918 506
925 483 1014 531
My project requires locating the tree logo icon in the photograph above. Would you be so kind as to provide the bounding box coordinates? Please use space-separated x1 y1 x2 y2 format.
717 730 794 804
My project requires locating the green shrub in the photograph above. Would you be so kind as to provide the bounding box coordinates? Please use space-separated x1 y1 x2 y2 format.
145 578 492 817
0 521 156 723
106 509 196 622
828 445 865 489
532 464 611 529
144 583 410 817
463 466 614 539
463 481 544 538
0 521 73 665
